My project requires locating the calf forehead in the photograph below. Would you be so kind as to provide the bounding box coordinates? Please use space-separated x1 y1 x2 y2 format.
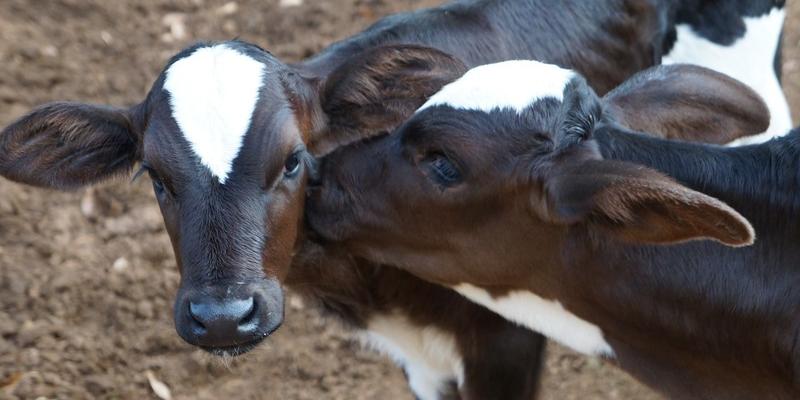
416 60 575 114
163 44 266 184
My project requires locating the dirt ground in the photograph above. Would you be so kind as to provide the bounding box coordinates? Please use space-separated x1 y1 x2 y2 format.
0 1 797 399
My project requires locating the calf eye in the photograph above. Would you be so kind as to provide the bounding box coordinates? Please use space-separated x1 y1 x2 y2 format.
424 152 462 187
147 170 168 198
284 151 302 178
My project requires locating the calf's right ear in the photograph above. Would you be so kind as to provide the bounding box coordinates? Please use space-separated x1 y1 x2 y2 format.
540 159 755 247
0 102 141 189
309 45 468 156
603 64 770 144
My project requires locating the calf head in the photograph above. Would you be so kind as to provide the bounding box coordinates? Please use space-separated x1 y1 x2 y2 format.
0 40 465 355
307 62 760 287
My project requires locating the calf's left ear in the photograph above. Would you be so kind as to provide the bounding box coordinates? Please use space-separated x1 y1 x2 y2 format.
603 64 770 144
540 159 754 247
0 102 141 189
308 45 467 156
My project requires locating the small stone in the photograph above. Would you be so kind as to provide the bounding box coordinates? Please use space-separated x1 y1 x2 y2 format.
280 0 303 7
26 282 41 299
41 45 58 57
80 188 97 219
100 30 113 45
136 300 154 319
162 13 187 42
17 320 43 347
215 2 238 15
146 370 172 400
112 257 130 272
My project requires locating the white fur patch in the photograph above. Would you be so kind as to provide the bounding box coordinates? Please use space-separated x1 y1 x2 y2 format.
453 283 614 357
164 44 265 183
361 313 464 400
417 60 574 114
663 7 790 145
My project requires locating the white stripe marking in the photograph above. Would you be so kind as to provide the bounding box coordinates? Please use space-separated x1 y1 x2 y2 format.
417 60 574 114
362 313 464 400
164 44 265 183
453 283 615 357
663 8 791 144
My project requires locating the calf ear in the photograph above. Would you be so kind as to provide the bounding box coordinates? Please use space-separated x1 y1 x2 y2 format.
541 159 754 247
0 102 141 189
309 45 467 156
603 64 770 145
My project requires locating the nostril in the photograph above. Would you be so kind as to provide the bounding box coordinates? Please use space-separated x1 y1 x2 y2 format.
188 302 208 335
240 297 256 323
238 297 259 332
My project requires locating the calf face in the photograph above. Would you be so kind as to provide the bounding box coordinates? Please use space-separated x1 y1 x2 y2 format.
0 40 464 355
307 62 762 287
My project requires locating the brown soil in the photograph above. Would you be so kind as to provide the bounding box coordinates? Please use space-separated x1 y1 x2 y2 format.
0 1 797 399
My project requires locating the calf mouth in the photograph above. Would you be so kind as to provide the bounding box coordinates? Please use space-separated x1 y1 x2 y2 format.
199 317 283 357
202 341 262 357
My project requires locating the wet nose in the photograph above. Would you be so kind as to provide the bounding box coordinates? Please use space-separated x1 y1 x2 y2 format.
174 281 284 355
186 297 258 347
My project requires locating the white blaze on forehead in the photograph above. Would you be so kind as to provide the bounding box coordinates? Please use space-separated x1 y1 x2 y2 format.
417 60 575 114
164 44 265 183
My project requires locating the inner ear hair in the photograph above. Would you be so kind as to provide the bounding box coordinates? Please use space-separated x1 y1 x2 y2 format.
310 45 467 156
545 159 755 247
588 174 755 247
0 102 142 189
601 64 770 144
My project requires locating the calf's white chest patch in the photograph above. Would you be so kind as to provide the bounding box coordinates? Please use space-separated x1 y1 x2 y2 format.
164 44 265 183
417 60 574 114
453 283 614 357
663 7 790 143
361 313 464 400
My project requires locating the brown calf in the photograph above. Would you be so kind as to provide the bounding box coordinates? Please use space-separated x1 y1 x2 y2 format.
306 63 800 399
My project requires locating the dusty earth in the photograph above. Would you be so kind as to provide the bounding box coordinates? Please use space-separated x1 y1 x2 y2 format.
0 1 798 399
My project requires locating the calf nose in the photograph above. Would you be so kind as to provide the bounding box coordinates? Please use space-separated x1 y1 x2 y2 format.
186 297 259 347
174 281 284 355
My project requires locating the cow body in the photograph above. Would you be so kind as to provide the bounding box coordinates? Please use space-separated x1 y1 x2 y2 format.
288 242 544 399
302 0 790 142
662 1 790 142
307 61 799 398
301 0 660 94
